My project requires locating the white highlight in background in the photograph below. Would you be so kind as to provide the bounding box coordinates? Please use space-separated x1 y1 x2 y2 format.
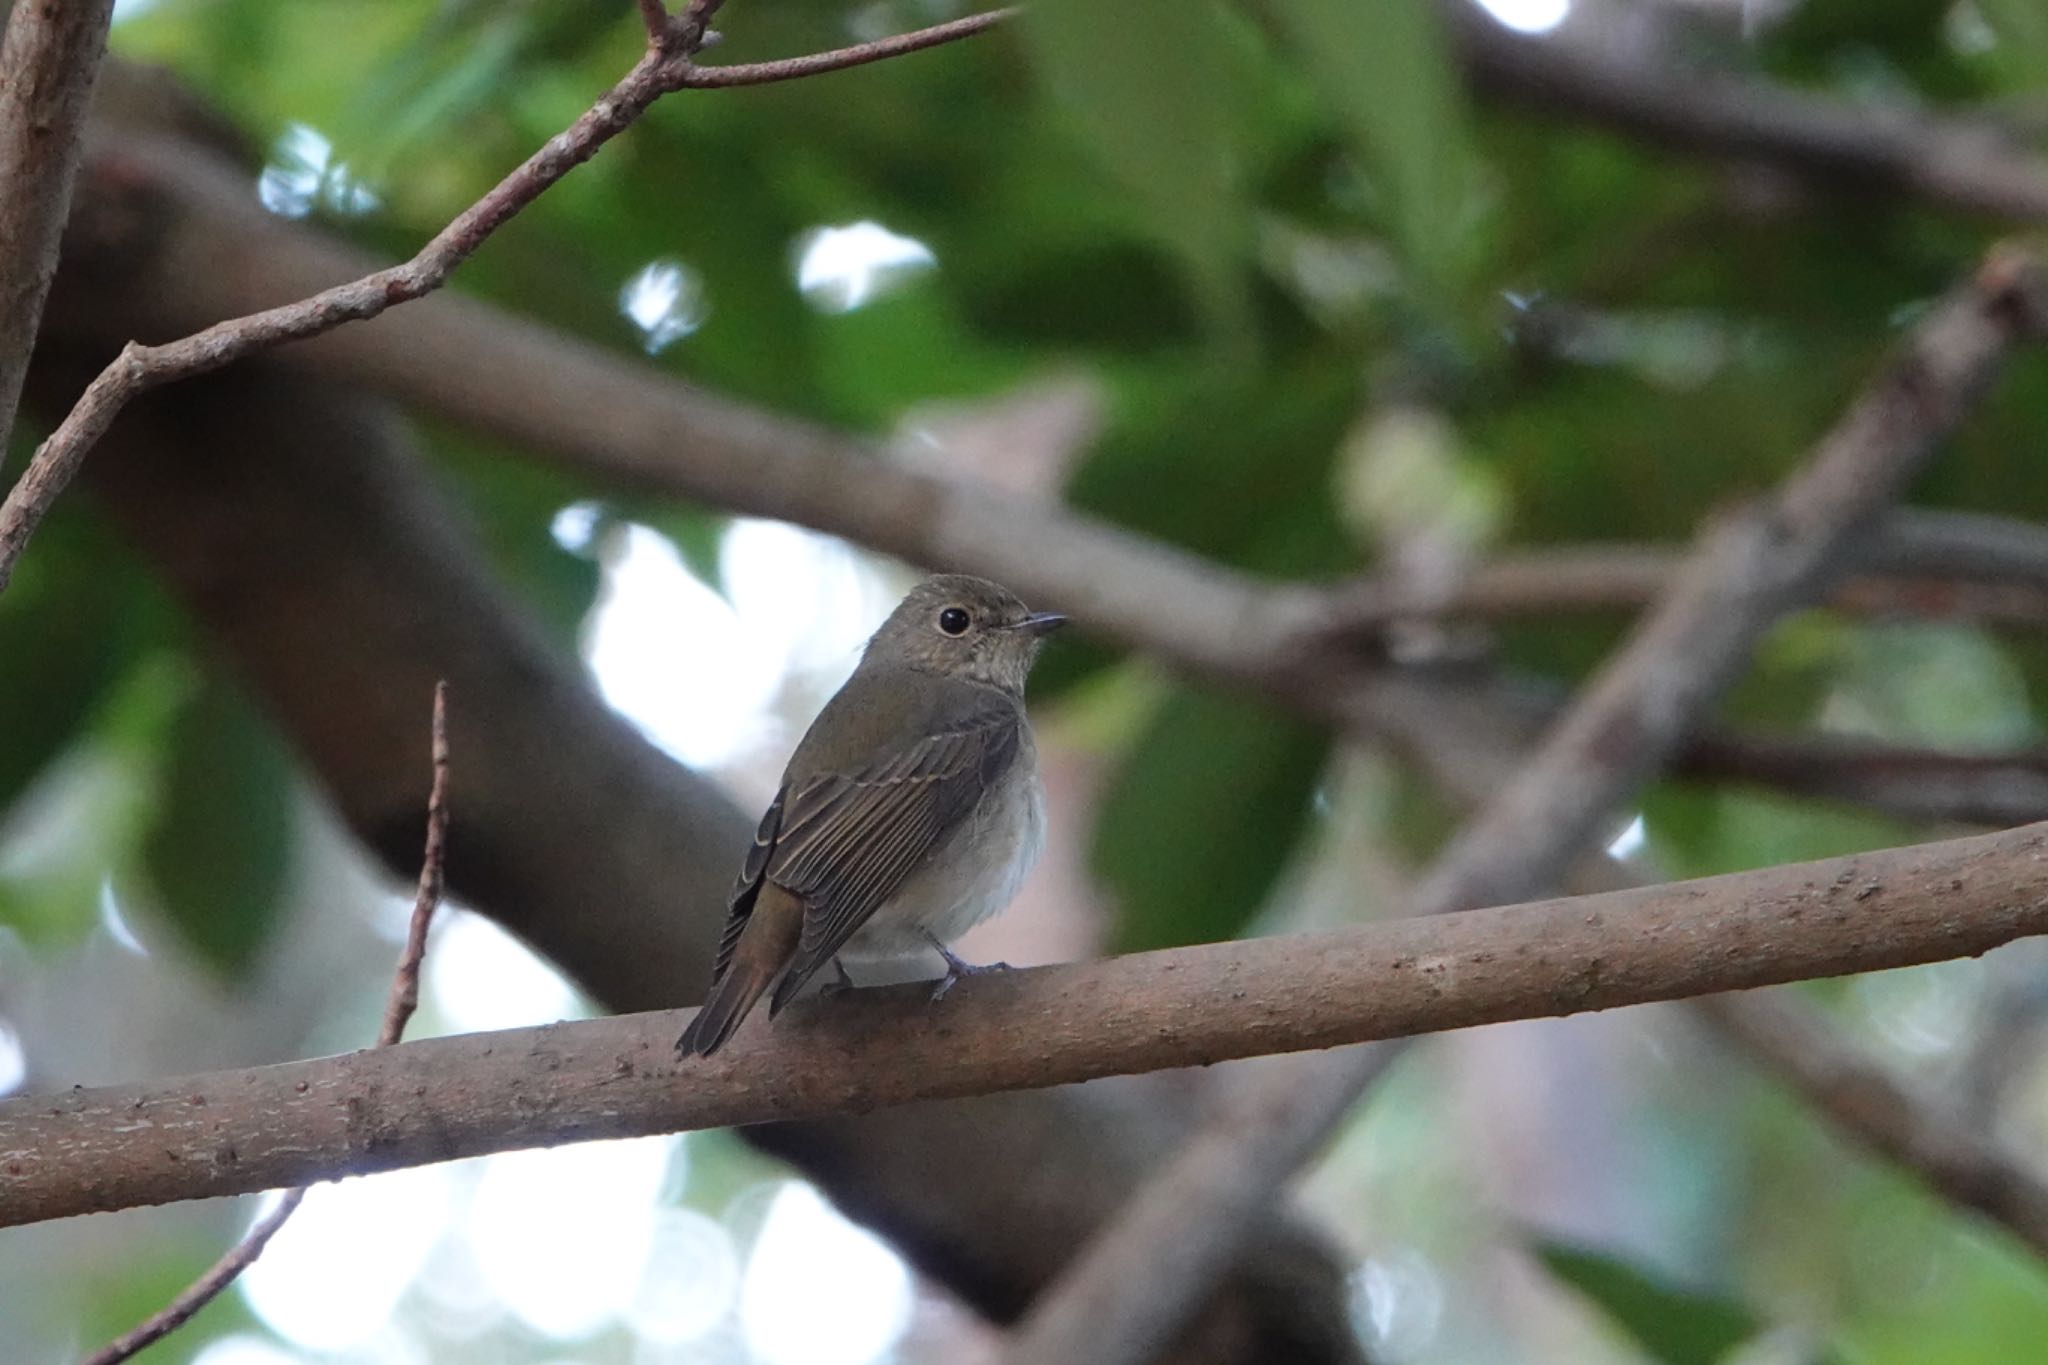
1474 0 1569 35
0 1019 24 1095
584 519 889 771
1606 814 1647 861
629 1208 742 1344
796 222 936 312
426 910 582 1035
620 260 710 353
741 1183 912 1365
241 1166 452 1350
190 1337 303 1365
467 1136 681 1339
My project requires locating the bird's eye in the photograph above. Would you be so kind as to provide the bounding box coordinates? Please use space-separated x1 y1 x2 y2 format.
938 606 971 636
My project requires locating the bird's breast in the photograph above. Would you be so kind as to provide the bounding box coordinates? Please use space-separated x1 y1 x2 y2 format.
840 746 1047 963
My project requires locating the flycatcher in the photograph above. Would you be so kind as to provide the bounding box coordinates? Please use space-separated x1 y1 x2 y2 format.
677 573 1065 1057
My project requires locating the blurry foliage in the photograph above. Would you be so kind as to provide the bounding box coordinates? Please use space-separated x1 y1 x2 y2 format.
138 674 299 978
1094 684 1327 951
2 0 2047 1359
1535 1240 1780 1365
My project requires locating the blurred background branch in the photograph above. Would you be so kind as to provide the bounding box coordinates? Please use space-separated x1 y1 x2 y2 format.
1005 247 2048 1365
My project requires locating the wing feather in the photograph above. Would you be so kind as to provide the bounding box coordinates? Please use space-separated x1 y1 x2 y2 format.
709 789 783 986
765 699 1021 1007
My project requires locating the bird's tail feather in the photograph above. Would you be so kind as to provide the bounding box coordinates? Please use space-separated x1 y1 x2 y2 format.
677 888 802 1058
677 960 777 1057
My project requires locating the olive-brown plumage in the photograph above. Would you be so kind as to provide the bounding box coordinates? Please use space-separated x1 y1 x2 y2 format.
677 574 1064 1057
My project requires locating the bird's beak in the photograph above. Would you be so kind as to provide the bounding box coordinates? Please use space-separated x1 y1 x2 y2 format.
1017 611 1068 636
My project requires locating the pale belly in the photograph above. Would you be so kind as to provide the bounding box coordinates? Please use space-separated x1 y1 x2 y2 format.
836 746 1047 974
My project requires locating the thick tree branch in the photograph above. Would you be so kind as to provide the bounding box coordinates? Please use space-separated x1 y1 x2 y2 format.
0 0 113 456
58 121 1313 697
3 821 2046 1230
1005 248 2048 1365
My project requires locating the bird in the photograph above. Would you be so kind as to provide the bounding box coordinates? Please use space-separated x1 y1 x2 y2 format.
676 573 1066 1058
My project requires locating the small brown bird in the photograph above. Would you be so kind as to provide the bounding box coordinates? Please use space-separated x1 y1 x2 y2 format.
677 573 1065 1057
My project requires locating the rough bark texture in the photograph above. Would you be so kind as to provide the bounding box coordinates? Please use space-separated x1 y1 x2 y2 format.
0 0 113 453
6 820 2048 1227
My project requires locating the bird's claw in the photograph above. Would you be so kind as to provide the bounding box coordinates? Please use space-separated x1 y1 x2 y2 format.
926 934 1012 1002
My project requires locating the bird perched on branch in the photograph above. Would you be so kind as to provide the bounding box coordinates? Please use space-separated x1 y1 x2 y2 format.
677 573 1066 1057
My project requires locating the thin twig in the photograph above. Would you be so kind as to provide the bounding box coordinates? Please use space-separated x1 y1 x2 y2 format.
636 0 673 47
79 683 452 1365
0 0 1007 595
1319 510 2048 637
1002 246 2048 1365
0 0 116 459
1680 731 2048 828
0 24 685 594
2 820 2047 1230
682 8 1015 88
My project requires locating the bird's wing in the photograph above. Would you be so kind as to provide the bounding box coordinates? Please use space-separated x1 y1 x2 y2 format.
708 787 784 987
764 699 1021 1008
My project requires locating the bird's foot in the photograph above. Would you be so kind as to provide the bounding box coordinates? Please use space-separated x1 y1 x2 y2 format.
818 958 857 1000
925 933 1012 1003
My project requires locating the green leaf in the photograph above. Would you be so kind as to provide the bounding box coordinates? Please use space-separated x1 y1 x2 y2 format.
1266 0 1479 294
140 679 297 979
1065 364 1360 576
0 511 167 817
1019 0 1252 335
1094 685 1327 951
637 505 727 593
1536 1241 1758 1365
1977 0 2048 89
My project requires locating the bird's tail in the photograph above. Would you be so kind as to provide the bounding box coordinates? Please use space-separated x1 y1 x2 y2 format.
677 889 801 1058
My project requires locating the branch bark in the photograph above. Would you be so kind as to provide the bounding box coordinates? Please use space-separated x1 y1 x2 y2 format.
1004 247 2048 1365
4 820 2046 1230
0 0 113 457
